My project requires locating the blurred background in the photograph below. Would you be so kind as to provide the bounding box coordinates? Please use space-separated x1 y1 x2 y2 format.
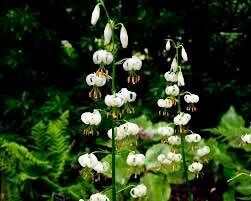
1 0 251 201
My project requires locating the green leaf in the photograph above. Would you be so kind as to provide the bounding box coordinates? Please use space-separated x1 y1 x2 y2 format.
102 150 131 185
220 106 244 129
223 189 235 201
141 173 171 201
236 185 251 196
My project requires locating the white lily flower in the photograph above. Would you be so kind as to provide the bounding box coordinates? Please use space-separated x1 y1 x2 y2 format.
177 71 185 86
185 133 201 143
86 73 106 87
196 146 210 157
93 50 113 65
165 84 179 96
168 135 181 145
122 122 140 136
157 126 174 136
120 24 128 48
126 152 145 166
91 4 100 25
104 23 112 45
188 162 203 173
81 110 102 125
164 71 178 82
157 98 173 108
78 153 98 168
105 94 124 107
184 94 199 103
92 161 109 174
117 88 137 103
123 56 142 71
181 46 188 62
130 184 147 198
89 193 110 201
107 127 127 140
241 134 251 144
174 112 191 126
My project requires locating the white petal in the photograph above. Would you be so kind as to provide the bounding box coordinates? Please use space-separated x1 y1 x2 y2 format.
171 58 178 72
104 23 112 45
181 46 188 61
177 71 185 86
120 25 128 48
165 40 171 51
86 73 96 86
91 4 100 25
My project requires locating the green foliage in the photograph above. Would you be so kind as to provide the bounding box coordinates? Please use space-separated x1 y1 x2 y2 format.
141 173 171 201
0 112 87 201
205 106 251 200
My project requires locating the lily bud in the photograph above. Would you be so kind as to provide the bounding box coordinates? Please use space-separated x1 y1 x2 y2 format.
177 71 185 86
171 58 178 72
104 23 112 45
91 4 100 25
181 46 188 61
165 40 171 51
120 24 128 48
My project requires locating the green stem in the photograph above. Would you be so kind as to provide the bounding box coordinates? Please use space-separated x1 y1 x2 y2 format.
110 12 117 201
176 45 192 201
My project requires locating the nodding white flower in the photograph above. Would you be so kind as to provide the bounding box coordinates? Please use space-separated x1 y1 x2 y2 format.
165 84 179 96
165 152 182 162
157 98 173 108
107 126 127 140
117 88 137 103
177 71 185 86
174 112 191 126
78 153 98 168
120 24 128 48
188 162 203 173
157 126 174 136
130 184 147 198
81 110 102 125
181 46 188 62
105 94 124 107
171 58 178 72
241 134 251 144
107 122 139 140
92 161 109 174
86 73 106 87
93 50 113 65
185 133 201 143
164 71 178 82
184 94 199 103
122 122 140 136
168 135 181 145
89 193 110 201
123 56 142 71
91 4 100 25
173 153 182 162
104 23 112 45
165 40 171 51
126 152 145 166
196 146 210 157
157 154 166 162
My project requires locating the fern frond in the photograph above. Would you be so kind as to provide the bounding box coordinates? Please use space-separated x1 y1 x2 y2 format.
0 142 51 177
45 111 70 179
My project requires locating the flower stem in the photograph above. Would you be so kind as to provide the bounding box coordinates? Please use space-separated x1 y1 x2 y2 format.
111 124 116 201
110 13 117 201
176 45 192 201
